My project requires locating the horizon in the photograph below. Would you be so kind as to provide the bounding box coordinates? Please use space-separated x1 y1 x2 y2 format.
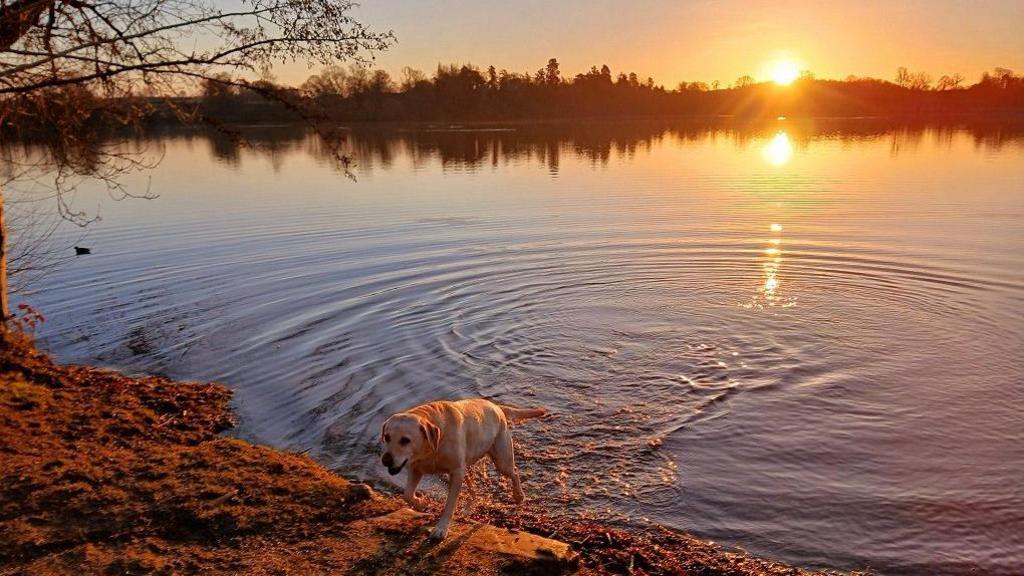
253 0 1024 87
268 58 1013 91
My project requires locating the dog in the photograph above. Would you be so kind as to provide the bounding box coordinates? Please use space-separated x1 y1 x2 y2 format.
380 398 546 540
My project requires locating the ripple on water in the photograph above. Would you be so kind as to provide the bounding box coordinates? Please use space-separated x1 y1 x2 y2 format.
26 126 1024 575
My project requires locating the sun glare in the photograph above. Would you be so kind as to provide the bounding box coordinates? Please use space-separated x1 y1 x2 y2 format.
769 60 800 86
763 131 793 166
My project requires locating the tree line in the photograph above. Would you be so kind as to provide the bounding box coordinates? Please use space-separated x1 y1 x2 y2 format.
177 60 1024 123
5 60 1024 137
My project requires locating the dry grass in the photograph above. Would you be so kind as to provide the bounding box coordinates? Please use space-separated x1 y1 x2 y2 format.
0 340 400 574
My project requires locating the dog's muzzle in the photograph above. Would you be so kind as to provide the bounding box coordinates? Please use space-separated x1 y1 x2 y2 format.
381 453 407 476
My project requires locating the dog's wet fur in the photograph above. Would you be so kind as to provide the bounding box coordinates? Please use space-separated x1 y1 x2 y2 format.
380 399 546 540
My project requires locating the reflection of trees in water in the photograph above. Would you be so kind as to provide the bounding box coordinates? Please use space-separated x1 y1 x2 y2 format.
347 119 1024 174
65 118 1024 177
2 116 1019 306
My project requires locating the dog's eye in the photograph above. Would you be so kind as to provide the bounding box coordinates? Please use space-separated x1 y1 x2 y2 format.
384 434 391 442
400 437 410 445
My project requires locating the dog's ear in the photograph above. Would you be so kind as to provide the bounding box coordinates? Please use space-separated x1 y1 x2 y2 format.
420 420 441 452
380 417 390 443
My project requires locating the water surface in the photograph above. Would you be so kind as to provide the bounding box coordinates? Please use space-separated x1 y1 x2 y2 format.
17 120 1024 575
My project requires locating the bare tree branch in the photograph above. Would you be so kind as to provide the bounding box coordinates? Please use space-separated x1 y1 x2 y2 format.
0 0 393 308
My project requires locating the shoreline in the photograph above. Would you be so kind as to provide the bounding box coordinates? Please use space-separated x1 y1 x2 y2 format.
144 112 1024 130
1 341 858 575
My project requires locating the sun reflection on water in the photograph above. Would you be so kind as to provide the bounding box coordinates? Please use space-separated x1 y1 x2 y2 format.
744 222 795 309
763 131 793 166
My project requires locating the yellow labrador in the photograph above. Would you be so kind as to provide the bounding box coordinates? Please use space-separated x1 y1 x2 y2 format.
380 399 546 539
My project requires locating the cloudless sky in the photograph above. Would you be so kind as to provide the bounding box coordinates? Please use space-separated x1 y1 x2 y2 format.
276 0 1023 87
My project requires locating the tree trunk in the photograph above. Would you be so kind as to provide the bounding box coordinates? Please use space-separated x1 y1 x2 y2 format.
0 183 9 338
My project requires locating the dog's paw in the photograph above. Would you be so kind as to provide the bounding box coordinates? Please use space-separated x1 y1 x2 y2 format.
429 525 449 540
403 495 428 512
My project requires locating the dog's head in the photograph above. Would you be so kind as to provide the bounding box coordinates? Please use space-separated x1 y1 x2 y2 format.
380 413 441 476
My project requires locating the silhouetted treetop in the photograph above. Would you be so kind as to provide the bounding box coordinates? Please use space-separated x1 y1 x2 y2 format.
273 62 1024 122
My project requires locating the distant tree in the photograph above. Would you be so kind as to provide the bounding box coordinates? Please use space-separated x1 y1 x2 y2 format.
302 66 351 98
990 67 1017 88
401 67 427 92
936 73 965 90
346 66 371 96
433 64 486 117
909 72 932 90
544 58 561 85
678 81 709 92
734 75 755 88
993 67 1014 79
895 67 912 88
895 67 932 90
368 70 394 94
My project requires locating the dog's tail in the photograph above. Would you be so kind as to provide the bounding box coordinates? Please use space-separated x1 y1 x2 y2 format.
500 405 547 422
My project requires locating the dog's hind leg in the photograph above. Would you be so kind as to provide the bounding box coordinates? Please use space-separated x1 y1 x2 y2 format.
489 429 525 504
430 469 465 540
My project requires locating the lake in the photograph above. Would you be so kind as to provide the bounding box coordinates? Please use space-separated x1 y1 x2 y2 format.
14 119 1024 575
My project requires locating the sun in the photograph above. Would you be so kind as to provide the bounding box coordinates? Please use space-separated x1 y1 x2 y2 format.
769 60 801 86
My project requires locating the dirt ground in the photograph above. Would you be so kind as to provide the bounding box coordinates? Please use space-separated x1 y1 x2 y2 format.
0 339 857 575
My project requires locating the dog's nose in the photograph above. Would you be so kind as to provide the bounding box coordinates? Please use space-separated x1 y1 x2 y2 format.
381 453 393 467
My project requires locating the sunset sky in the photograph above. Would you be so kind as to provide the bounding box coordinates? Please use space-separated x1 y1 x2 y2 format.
272 0 1024 88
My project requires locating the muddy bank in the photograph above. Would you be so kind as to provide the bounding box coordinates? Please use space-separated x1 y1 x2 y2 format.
0 342 854 575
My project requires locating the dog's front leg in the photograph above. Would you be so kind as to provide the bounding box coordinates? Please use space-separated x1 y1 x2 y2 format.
404 468 428 511
429 469 465 540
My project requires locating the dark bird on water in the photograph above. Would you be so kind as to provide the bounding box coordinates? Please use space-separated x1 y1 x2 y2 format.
74 246 91 255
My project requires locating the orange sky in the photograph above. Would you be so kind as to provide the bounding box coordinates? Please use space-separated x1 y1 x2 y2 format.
271 0 1024 88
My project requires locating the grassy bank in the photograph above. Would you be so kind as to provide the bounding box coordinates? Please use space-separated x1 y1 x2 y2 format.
0 340 854 575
